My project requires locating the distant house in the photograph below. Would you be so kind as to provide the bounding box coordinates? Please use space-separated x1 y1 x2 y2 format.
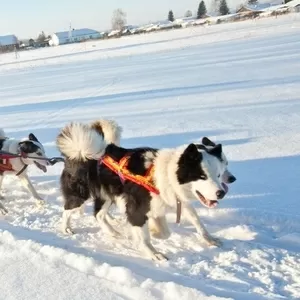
0 34 18 52
49 28 102 46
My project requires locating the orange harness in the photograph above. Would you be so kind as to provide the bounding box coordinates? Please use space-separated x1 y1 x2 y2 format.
100 154 160 195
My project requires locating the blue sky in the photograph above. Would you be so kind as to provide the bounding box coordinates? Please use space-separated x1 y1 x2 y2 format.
0 0 202 38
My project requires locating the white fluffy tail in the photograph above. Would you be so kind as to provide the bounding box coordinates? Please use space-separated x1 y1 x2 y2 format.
56 122 106 161
90 119 122 146
0 128 5 139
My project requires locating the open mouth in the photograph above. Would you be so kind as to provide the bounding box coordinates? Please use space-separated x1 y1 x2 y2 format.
195 183 229 209
34 161 47 173
195 190 219 208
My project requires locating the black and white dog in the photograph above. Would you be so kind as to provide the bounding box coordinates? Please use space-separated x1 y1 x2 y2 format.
57 119 122 232
57 122 230 261
148 137 236 247
0 128 49 214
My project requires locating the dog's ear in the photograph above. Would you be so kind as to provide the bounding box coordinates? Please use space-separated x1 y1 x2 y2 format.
183 143 201 162
208 144 222 159
29 133 39 142
202 137 216 147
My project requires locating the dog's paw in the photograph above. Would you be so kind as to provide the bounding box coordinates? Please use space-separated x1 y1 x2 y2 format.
151 252 169 262
150 230 170 240
63 227 75 235
0 207 8 215
35 199 45 207
204 234 222 247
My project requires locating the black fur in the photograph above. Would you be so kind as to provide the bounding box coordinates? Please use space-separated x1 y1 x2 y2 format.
202 137 216 147
207 144 223 161
29 133 39 143
61 141 224 230
177 143 207 184
61 143 158 227
19 141 40 154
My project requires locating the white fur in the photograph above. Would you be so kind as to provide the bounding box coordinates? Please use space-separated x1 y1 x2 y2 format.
190 151 224 200
131 223 167 261
57 123 107 161
0 132 49 214
148 146 225 247
94 119 122 146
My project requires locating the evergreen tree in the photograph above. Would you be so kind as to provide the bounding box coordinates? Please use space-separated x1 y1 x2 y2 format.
197 1 207 19
168 10 174 22
219 0 230 15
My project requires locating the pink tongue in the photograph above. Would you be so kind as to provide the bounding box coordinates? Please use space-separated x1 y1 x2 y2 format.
208 200 218 208
222 183 228 193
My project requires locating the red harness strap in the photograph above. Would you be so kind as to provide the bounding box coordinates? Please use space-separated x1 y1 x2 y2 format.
100 154 160 195
0 157 14 172
0 152 27 175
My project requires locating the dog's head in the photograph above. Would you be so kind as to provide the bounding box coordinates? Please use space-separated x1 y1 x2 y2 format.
202 137 236 186
177 143 227 208
19 133 48 172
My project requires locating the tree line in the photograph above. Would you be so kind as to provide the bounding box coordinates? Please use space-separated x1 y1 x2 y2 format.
168 0 230 22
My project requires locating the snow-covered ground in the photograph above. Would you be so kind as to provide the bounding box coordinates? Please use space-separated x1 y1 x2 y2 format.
1 14 300 300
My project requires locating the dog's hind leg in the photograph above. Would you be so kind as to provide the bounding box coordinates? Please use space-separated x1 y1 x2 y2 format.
95 197 120 237
182 203 222 247
19 174 44 207
62 196 86 234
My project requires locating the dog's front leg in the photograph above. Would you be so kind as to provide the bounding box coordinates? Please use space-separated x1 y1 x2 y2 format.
131 222 168 261
0 175 4 198
182 203 222 247
0 200 8 215
0 175 8 214
148 216 171 240
19 174 44 207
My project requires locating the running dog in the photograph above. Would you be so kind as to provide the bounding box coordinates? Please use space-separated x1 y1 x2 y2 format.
58 119 122 232
57 122 228 261
148 136 236 247
0 129 49 214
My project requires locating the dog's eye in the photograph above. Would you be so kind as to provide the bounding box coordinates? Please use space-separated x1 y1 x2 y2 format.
218 174 221 178
200 175 207 180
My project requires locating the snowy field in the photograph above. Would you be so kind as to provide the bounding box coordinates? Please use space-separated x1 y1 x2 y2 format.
1 13 300 300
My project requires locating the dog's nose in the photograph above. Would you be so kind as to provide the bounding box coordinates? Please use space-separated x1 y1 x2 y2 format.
228 175 236 183
216 190 225 199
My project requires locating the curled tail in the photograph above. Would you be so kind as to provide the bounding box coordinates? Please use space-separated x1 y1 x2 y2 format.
90 119 122 146
56 122 106 161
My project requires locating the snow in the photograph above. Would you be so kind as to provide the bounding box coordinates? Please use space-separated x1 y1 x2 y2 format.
1 14 300 300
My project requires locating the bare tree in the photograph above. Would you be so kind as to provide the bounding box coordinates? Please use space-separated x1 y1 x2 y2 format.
185 10 193 17
111 9 127 31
